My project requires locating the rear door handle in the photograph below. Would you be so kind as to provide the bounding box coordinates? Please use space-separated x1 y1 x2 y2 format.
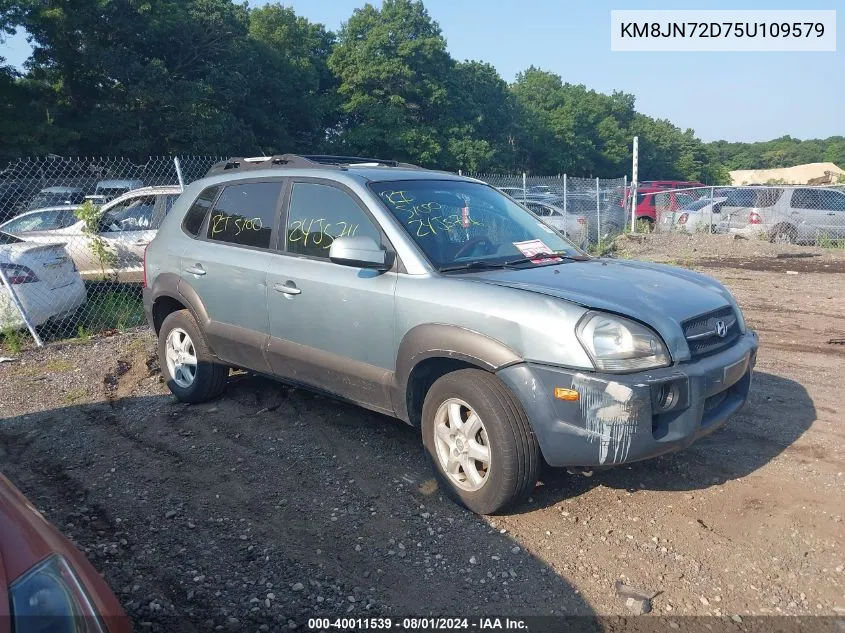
827 212 836 216
274 282 301 295
134 239 150 245
185 265 206 276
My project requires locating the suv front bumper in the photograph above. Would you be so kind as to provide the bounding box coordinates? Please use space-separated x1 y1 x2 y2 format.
496 330 758 468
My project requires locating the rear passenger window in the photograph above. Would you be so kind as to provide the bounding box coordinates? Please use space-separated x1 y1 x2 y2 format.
791 189 815 209
206 182 282 249
285 183 382 259
183 186 218 237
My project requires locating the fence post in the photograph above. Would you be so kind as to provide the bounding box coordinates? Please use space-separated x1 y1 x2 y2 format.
630 136 639 232
522 172 527 201
623 175 627 232
596 177 601 248
709 185 715 233
0 266 43 348
563 174 567 215
174 157 185 192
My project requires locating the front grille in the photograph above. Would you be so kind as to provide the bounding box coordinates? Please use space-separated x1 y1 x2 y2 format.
682 306 740 358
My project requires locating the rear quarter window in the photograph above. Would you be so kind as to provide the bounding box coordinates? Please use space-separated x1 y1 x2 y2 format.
182 186 219 237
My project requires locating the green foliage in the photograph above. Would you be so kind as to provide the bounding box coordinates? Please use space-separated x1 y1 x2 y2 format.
74 200 116 279
76 289 145 333
328 0 453 165
0 0 831 180
708 135 845 172
1 322 25 354
817 234 845 250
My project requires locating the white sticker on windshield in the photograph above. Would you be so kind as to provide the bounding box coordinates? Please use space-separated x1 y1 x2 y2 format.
512 239 563 264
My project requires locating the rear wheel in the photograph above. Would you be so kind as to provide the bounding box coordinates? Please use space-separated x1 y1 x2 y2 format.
158 309 228 403
770 224 797 245
421 369 540 515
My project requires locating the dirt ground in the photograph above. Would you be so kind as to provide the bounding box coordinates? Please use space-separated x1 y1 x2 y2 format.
0 233 843 631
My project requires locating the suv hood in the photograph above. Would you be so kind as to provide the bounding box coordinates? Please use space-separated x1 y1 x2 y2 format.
463 259 735 359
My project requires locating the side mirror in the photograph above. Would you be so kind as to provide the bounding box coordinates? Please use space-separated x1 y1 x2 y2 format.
329 235 392 271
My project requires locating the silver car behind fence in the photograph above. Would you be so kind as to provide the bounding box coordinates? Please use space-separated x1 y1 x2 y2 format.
655 185 845 242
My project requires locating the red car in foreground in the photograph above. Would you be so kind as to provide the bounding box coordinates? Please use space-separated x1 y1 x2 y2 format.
0 473 132 633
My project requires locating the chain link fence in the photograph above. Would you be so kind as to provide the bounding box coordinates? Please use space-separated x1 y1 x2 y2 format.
645 185 845 244
14 155 844 351
468 174 628 248
0 159 634 350
0 156 223 349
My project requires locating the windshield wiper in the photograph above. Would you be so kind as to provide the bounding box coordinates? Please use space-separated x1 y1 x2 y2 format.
501 252 591 267
438 261 513 273
438 252 590 273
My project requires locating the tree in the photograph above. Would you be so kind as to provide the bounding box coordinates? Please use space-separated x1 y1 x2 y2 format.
444 60 516 171
16 0 256 157
1 0 834 181
328 0 453 165
510 68 639 176
246 4 337 153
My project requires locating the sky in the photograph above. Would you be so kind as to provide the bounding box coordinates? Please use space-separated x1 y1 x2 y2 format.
1 0 842 143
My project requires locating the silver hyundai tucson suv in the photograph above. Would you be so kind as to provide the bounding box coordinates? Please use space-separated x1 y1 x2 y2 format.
143 154 758 515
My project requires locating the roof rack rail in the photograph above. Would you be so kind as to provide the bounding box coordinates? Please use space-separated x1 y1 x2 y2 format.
205 153 424 177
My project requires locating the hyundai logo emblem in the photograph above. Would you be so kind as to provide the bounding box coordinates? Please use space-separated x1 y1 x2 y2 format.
714 320 728 338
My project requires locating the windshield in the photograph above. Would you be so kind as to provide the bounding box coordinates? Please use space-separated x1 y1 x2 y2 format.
100 196 156 231
683 198 713 211
370 180 580 270
94 187 130 200
27 192 81 210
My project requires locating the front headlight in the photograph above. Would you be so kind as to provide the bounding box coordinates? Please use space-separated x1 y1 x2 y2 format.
10 555 106 633
576 311 671 372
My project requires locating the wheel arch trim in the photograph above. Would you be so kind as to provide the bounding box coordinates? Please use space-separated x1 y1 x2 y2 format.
392 324 523 422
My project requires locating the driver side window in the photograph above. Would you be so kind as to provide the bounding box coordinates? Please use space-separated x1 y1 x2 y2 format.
100 196 156 232
284 183 382 259
820 191 845 211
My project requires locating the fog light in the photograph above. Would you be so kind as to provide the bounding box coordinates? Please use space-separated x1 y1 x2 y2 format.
655 383 678 411
554 387 580 401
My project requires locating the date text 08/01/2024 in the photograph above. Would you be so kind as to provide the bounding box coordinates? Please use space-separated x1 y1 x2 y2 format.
307 617 529 631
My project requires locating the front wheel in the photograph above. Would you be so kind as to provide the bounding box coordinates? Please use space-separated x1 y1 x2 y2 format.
421 369 541 515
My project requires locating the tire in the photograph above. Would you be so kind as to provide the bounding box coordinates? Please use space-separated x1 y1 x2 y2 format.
158 309 228 403
421 369 541 515
770 224 797 245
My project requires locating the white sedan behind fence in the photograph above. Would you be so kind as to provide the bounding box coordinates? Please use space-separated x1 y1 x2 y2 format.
0 233 87 331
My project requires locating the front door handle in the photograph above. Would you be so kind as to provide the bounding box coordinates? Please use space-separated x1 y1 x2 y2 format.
273 281 302 295
827 212 836 216
185 265 206 276
274 282 301 296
